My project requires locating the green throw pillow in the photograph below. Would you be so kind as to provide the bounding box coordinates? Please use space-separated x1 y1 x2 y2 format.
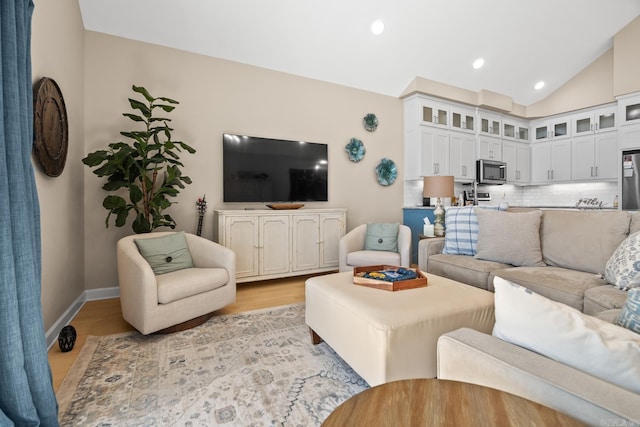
364 223 399 252
134 232 194 275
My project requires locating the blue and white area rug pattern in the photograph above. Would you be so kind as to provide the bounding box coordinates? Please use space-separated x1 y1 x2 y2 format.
57 303 369 426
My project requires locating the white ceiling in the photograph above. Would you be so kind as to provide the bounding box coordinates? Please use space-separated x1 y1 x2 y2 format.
78 0 640 106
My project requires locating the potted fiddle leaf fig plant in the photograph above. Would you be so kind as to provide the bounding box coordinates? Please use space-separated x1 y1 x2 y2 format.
82 85 196 234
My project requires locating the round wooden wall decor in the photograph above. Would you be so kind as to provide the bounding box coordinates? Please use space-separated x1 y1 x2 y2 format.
33 77 68 177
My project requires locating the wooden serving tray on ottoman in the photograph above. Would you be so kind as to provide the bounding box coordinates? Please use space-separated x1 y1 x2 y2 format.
353 265 428 291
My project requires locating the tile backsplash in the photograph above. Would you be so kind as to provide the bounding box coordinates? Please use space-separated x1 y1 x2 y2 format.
405 180 619 208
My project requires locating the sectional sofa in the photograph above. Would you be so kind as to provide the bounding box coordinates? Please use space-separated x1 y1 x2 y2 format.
418 208 635 316
418 207 640 426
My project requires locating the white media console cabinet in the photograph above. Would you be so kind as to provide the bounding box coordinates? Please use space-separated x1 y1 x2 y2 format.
213 208 346 283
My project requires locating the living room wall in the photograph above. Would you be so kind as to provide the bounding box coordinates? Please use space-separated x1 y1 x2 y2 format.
31 1 85 331
83 31 405 292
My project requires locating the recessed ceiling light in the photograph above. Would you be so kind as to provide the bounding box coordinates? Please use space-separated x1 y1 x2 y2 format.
371 19 385 35
472 58 485 69
534 81 545 90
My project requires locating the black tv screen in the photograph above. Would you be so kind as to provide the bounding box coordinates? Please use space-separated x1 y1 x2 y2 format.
223 134 328 203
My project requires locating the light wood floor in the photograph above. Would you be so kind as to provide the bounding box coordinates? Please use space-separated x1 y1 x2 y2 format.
48 274 316 392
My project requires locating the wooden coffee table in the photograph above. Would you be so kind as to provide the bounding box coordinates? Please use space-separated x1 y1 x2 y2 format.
322 379 585 426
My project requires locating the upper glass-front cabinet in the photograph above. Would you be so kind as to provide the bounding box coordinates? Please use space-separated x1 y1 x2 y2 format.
420 99 476 132
422 103 448 127
532 117 570 141
517 125 529 141
618 95 640 126
450 107 475 132
503 118 530 142
573 105 616 135
479 111 501 136
626 103 640 123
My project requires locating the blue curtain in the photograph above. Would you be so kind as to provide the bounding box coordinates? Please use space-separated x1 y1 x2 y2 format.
0 1 59 425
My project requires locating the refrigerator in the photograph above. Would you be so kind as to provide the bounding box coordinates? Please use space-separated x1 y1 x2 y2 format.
622 149 640 210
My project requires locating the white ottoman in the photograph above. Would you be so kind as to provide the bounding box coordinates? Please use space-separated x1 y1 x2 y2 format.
305 271 495 386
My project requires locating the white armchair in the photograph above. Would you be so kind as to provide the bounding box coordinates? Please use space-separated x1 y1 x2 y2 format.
338 224 412 272
117 231 236 335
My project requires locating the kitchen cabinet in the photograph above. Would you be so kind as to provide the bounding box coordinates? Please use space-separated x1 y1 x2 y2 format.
450 105 476 133
421 99 449 127
571 133 618 181
532 117 571 142
478 111 501 137
477 135 502 161
530 140 571 183
503 117 530 142
620 124 640 150
573 105 616 136
403 208 436 265
404 125 449 180
419 127 450 176
214 208 346 282
502 140 530 183
618 93 640 126
449 131 476 181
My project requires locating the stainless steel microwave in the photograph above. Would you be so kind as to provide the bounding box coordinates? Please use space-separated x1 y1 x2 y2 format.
476 159 506 184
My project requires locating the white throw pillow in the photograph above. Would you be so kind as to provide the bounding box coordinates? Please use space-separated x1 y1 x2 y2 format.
604 231 640 290
492 277 640 393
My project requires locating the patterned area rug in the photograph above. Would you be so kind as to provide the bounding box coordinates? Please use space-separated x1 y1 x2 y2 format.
56 303 368 426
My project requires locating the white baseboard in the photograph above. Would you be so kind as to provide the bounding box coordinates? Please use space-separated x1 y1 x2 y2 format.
46 286 120 350
86 286 120 301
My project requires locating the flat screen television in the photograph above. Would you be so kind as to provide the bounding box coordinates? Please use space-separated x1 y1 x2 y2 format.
223 133 328 203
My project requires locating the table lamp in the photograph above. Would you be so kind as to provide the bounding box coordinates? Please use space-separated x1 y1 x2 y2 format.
423 175 455 236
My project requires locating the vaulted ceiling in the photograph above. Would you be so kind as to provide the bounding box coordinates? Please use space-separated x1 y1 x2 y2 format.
79 0 640 105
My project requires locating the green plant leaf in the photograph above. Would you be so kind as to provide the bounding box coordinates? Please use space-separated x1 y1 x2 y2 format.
115 208 130 227
103 179 127 191
103 195 126 210
179 142 196 154
123 113 145 122
82 150 109 166
132 85 154 102
93 163 119 177
132 213 151 234
129 99 151 117
129 185 143 203
157 96 179 104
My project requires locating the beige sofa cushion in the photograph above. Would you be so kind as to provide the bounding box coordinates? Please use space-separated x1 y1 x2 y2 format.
541 210 631 274
428 253 511 290
475 209 544 267
583 285 629 315
492 266 607 311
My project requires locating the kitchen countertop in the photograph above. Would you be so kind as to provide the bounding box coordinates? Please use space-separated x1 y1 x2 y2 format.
404 205 619 210
510 205 617 210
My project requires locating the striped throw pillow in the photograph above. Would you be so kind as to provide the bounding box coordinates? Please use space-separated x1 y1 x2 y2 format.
442 204 508 256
